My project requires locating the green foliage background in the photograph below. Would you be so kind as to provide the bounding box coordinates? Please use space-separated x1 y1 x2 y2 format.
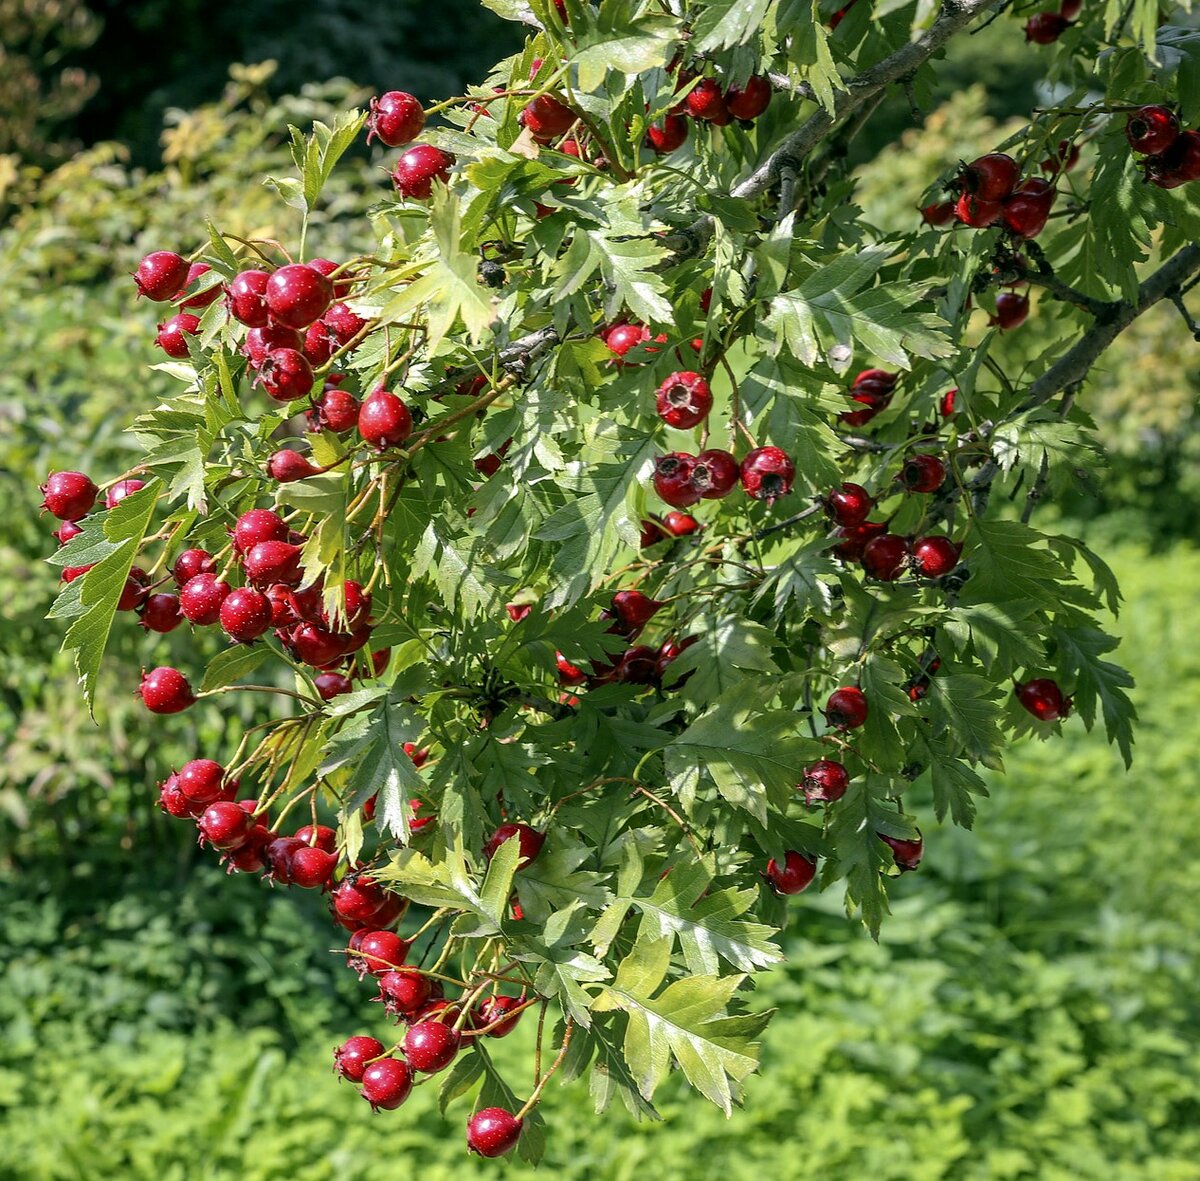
1 9 1198 1179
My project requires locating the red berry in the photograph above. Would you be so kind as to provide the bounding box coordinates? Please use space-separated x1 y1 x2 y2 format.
940 388 958 417
61 564 94 583
646 114 688 154
155 313 201 358
368 90 425 147
360 1057 413 1110
219 587 273 642
833 520 887 561
954 191 1004 228
140 592 183 633
172 550 214 588
912 535 961 578
899 454 946 493
467 1108 523 1158
920 201 955 226
475 994 524 1038
310 387 361 433
881 832 924 871
403 1020 461 1073
483 822 545 869
653 452 701 508
105 478 145 509
265 836 307 884
289 845 338 888
41 471 98 521
283 622 349 667
331 874 390 924
268 449 320 482
358 387 413 450
1002 177 1055 238
1059 0 1082 16
257 347 314 403
302 320 338 366
117 567 150 611
990 291 1030 330
176 262 222 310
265 263 334 330
824 686 868 729
53 519 83 545
962 152 1019 201
233 508 288 554
765 850 817 895
358 930 410 976
244 540 304 588
1144 129 1200 188
556 651 587 686
294 822 336 852
334 1036 386 1083
1015 677 1072 721
315 671 353 700
655 370 713 429
159 774 200 818
226 269 271 326
1024 12 1069 42
392 144 454 199
1126 105 1180 155
1041 138 1080 175
725 75 771 121
522 94 576 142
198 800 253 850
685 79 729 123
177 759 228 806
377 968 432 1018
861 534 910 580
323 302 366 345
243 323 303 368
823 482 873 527
179 573 231 625
611 589 663 632
139 666 195 714
134 251 190 301
801 759 849 804
740 446 795 503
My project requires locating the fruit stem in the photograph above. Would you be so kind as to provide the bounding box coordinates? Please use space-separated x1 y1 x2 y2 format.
516 1018 575 1120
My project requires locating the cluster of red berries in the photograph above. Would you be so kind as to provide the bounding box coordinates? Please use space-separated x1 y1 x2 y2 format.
646 69 772 155
839 366 897 428
1023 0 1082 44
924 151 1057 239
1125 104 1200 189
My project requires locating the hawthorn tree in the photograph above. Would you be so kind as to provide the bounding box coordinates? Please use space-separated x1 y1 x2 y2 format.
39 0 1200 1161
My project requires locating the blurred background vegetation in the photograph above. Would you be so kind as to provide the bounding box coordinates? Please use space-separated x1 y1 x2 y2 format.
1 3 1197 1178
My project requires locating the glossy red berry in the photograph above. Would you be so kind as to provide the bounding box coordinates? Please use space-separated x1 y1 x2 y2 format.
104 478 145 509
653 452 701 508
134 251 190 301
155 313 201 358
334 1036 386 1083
603 322 651 359
117 567 150 611
1126 105 1180 155
725 75 771 121
467 1108 523 1158
954 191 1004 228
484 823 545 869
265 264 334 330
198 800 253 850
475 994 524 1038
646 114 688 154
289 845 338 888
801 759 849 804
226 269 271 326
861 534 910 581
832 520 886 562
824 686 868 730
268 449 319 481
233 509 288 554
139 592 183 633
158 774 199 818
368 90 425 147
358 930 410 976
219 587 273 643
41 471 98 521
556 651 587 686
361 1057 413 1111
311 387 360 433
740 446 795 503
765 850 817 896
243 323 303 368
176 262 222 310
1014 677 1072 721
377 968 432 1017
881 832 924 871
308 258 353 300
991 291 1030 330
179 573 231 625
1024 12 1069 42
244 540 304 589
899 454 947 493
177 759 228 806
53 519 83 545
392 144 454 199
684 79 729 123
912 535 961 578
1041 138 1080 175
1002 177 1055 238
823 482 873 527
522 94 576 142
302 320 337 365
323 302 366 345
358 387 413 450
920 200 955 226
692 449 738 499
940 388 958 417
1144 129 1200 188
139 666 195 714
331 875 390 924
404 1020 461 1073
655 371 713 429
962 152 1019 201
611 590 663 632
257 347 314 403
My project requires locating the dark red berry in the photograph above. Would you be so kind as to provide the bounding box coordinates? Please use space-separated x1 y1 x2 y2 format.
765 850 817 895
368 91 425 148
117 567 150 611
334 1036 386 1083
685 79 729 123
655 371 713 429
140 592 183 633
556 651 587 686
1015 677 1072 721
315 671 353 700
861 534 910 580
134 251 190 301
302 320 337 365
832 520 887 562
244 323 303 368
331 874 390 925
1126 105 1180 155
483 823 545 869
1002 177 1055 238
899 454 946 493
522 94 576 142
881 832 924 871
475 994 523 1038
219 587 273 642
611 589 663 632
53 520 83 545
653 452 701 508
265 263 334 330
404 1020 461 1073
1144 128 1200 188
740 446 795 503
177 759 228 806
179 573 231 625
139 666 195 713
955 191 1004 228
289 845 338 888
646 114 688 154
105 479 145 510
467 1108 523 1158
824 686 868 729
1024 12 1069 42
358 387 412 449
226 269 271 326
962 152 1019 201
294 822 336 852
801 759 849 804
392 144 454 199
310 387 361 433
358 930 410 976
268 449 320 481
991 291 1030 330
1060 0 1082 17
61 564 94 583
323 302 366 345
155 313 201 359
725 75 771 121
1041 138 1080 175
233 508 288 554
177 262 222 310
199 800 253 850
159 774 200 818
361 1057 413 1110
257 347 314 403
41 471 98 521
284 622 349 667
693 449 739 499
172 549 214 587
823 482 873 527
920 201 955 226
377 968 432 1017
912 535 961 578
603 322 651 359
244 540 304 589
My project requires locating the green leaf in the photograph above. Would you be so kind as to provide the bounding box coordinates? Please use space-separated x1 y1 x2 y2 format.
692 0 773 52
199 645 272 692
1052 625 1137 768
961 519 1070 608
824 775 898 939
925 674 1006 769
920 732 989 828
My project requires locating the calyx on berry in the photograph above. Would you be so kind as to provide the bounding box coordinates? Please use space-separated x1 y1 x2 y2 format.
823 482 873 527
899 454 947 493
334 1036 386 1083
960 152 1019 201
740 446 795 503
655 370 713 429
1014 677 1072 721
824 686 868 730
1126 105 1181 155
256 347 314 403
801 759 849 804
